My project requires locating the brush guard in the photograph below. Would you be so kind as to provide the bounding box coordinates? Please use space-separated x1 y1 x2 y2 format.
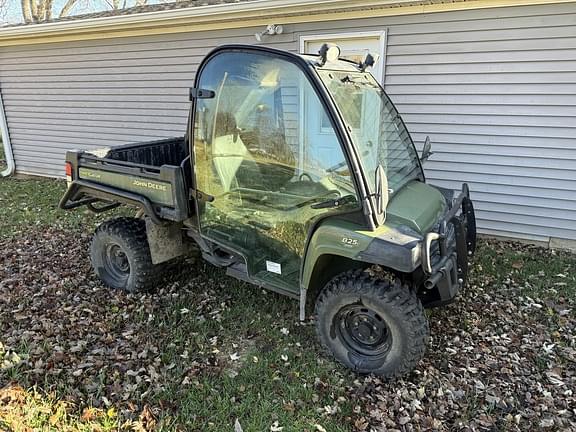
421 183 476 304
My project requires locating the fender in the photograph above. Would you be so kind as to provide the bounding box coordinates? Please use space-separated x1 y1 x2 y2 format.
299 218 423 320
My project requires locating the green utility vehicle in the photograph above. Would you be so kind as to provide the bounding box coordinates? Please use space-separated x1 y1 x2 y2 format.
60 44 476 377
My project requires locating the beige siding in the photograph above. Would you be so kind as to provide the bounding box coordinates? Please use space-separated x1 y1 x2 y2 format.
1 3 575 242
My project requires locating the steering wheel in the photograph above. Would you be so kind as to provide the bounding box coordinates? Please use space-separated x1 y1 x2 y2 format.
331 189 341 195
326 149 372 173
326 160 347 173
307 189 343 209
318 189 341 201
299 173 313 182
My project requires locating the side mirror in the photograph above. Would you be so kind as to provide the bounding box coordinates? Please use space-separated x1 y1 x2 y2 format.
421 136 433 162
374 165 389 225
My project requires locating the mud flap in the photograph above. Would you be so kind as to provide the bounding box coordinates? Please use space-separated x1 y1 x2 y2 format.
146 219 189 264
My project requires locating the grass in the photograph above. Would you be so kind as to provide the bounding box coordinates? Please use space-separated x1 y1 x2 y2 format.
124 267 357 431
0 387 120 432
0 176 133 238
1 175 574 431
473 237 575 300
0 141 122 236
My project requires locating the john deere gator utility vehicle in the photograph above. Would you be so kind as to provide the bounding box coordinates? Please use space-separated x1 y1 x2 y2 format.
60 44 476 377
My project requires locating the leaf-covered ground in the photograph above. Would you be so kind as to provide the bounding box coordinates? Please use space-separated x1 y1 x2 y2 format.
0 177 575 431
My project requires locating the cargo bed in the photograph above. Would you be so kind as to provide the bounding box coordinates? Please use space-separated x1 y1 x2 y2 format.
59 137 191 223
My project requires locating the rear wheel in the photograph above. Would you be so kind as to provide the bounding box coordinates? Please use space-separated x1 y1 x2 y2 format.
314 270 429 377
90 217 162 292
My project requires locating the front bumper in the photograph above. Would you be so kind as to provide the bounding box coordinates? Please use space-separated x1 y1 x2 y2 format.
421 183 476 305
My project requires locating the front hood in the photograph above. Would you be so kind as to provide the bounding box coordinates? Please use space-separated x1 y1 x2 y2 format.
385 181 446 234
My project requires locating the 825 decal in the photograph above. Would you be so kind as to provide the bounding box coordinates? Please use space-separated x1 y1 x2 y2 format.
341 237 359 247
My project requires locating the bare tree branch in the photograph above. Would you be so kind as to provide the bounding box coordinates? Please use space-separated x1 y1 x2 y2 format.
19 0 154 23
59 0 80 17
109 0 149 10
0 0 9 24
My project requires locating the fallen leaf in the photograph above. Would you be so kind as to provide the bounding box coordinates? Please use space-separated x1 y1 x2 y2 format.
235 418 243 432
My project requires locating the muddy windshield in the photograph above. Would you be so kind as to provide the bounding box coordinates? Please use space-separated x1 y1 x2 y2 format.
317 70 422 195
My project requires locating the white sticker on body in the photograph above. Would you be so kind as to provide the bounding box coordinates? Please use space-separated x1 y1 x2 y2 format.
266 260 282 274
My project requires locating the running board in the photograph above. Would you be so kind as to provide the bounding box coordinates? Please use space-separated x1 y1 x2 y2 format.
226 263 299 299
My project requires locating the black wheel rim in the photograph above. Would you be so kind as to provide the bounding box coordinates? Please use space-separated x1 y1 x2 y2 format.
104 243 130 284
335 304 393 358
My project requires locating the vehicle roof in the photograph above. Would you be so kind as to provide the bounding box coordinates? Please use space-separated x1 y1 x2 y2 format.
299 53 365 73
208 44 369 76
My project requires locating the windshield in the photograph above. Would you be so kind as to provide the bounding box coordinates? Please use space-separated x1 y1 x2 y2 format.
317 70 422 196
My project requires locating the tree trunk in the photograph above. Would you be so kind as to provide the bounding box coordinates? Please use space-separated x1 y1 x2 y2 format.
29 0 39 22
21 0 33 23
36 0 46 21
44 0 54 20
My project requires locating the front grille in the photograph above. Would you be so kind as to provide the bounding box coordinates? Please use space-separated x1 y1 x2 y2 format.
429 239 442 268
445 222 456 249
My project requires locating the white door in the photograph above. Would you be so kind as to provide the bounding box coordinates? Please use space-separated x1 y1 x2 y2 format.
300 32 386 168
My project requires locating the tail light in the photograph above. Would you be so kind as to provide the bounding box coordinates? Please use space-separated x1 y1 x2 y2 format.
65 161 73 185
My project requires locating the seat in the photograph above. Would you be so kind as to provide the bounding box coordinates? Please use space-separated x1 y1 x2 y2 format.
212 134 252 192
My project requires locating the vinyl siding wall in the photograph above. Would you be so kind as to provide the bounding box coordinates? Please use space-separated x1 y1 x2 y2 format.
0 3 575 243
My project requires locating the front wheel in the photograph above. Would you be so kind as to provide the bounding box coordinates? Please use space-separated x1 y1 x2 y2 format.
314 270 429 377
90 217 162 292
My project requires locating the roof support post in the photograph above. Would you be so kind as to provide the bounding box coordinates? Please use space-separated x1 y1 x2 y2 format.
0 87 15 177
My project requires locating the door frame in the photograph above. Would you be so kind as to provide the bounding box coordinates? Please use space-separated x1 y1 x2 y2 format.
299 30 388 83
188 44 376 295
